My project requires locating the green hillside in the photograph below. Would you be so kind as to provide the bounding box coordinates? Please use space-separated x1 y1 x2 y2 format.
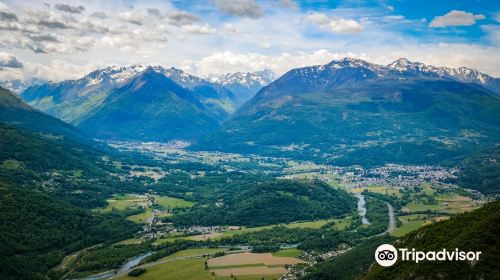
196 78 500 167
450 145 500 194
77 68 219 141
302 235 396 280
169 180 356 227
361 201 500 280
0 123 142 279
0 86 94 145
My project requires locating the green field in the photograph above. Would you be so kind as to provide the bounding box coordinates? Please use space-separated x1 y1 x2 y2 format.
153 195 194 209
219 276 281 280
116 238 143 245
220 217 352 238
153 235 201 245
160 248 228 261
1 159 23 169
392 220 425 237
351 185 402 198
127 208 153 223
118 258 214 280
151 217 353 244
272 248 301 258
209 263 266 269
98 194 148 213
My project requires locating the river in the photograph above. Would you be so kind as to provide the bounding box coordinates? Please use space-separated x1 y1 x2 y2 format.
355 194 371 225
79 252 152 280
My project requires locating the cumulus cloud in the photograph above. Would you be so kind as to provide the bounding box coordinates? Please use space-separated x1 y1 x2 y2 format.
212 0 263 19
182 24 216 35
305 13 362 33
188 50 350 76
168 11 199 26
54 3 85 14
26 10 74 29
0 2 17 21
186 44 500 78
90 12 106 19
429 10 485 28
118 11 143 25
147 8 163 18
0 52 23 68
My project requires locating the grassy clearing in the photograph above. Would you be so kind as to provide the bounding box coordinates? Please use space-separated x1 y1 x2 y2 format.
209 263 266 269
1 159 22 169
153 235 201 245
153 195 194 209
160 248 228 261
219 275 281 280
219 217 352 239
392 220 425 237
155 217 353 243
402 193 482 214
272 249 301 258
116 238 143 245
351 185 402 198
97 194 148 213
118 258 214 280
127 208 153 223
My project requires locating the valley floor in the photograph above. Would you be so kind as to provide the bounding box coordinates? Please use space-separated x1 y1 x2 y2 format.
55 141 486 280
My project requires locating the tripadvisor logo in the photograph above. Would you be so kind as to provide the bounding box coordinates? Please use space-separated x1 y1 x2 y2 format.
375 244 482 267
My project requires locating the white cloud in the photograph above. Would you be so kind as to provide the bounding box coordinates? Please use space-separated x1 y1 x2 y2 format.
168 11 199 26
429 10 485 28
212 0 263 19
0 52 23 68
90 12 106 19
0 2 17 21
481 25 500 45
118 11 144 25
181 24 216 35
187 43 500 78
188 50 358 76
305 13 362 33
54 3 85 14
494 13 500 23
383 15 405 22
385 5 394 12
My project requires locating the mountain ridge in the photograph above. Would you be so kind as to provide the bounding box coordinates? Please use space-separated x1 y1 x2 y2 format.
77 68 220 141
195 58 500 167
20 64 238 125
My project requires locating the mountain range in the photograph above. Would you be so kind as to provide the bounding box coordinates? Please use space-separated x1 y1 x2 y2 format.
195 58 500 166
20 65 246 126
7 57 500 165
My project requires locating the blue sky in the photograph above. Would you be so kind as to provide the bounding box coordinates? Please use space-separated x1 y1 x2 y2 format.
0 0 498 81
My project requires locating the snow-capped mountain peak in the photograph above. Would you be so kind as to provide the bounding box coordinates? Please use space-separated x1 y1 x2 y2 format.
208 70 277 87
386 58 498 88
0 78 46 94
207 70 277 105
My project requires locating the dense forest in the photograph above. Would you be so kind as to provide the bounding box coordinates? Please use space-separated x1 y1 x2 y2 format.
169 180 356 226
450 145 500 194
0 123 145 279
